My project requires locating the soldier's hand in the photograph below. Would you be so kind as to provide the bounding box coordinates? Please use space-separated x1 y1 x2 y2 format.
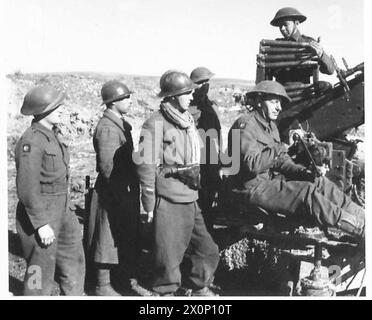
37 224 55 247
297 168 316 182
141 211 153 224
317 164 329 177
309 41 324 58
288 129 306 146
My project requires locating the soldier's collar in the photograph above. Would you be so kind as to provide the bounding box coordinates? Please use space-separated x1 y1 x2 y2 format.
106 108 124 120
31 121 55 140
289 29 302 42
254 110 274 132
103 109 126 132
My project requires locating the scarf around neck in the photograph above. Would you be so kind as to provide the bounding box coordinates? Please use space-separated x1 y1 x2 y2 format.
160 102 201 164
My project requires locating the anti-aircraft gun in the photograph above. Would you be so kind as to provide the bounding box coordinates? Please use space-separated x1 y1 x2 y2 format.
215 39 365 297
256 39 364 201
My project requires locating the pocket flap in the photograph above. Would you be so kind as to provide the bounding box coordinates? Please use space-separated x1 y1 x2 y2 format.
45 145 58 156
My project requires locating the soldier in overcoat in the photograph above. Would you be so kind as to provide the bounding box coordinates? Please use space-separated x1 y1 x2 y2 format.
87 80 140 295
189 67 222 232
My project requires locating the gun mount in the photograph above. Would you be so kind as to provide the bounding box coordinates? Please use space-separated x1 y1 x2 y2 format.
213 40 365 296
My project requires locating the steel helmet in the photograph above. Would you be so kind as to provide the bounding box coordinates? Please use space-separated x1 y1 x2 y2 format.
190 67 215 84
101 80 133 105
246 80 291 103
158 70 197 98
270 7 307 26
21 85 65 116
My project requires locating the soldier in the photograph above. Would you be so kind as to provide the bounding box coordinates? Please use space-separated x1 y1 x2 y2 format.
189 67 222 232
86 80 140 296
15 86 85 295
135 70 220 296
228 80 364 240
269 7 335 84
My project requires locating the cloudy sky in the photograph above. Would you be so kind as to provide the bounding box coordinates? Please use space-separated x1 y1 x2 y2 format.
0 0 366 80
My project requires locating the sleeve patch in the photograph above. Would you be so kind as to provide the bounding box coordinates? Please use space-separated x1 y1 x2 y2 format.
239 122 247 129
22 144 31 152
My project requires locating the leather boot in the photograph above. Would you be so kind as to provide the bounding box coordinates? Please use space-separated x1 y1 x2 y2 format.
94 268 121 296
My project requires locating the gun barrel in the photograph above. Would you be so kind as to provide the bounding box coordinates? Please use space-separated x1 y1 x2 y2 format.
260 46 312 54
342 62 364 78
257 60 319 69
261 39 313 48
257 53 316 62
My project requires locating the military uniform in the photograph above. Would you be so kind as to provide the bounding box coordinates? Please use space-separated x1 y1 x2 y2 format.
228 110 364 236
190 95 221 231
136 104 219 295
87 109 140 274
15 121 85 295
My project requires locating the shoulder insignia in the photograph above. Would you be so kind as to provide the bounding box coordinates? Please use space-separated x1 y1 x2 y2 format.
239 122 247 129
22 144 31 152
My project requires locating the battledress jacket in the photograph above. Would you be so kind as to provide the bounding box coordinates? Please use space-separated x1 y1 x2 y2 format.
228 110 306 189
15 121 72 233
135 109 199 213
87 109 140 264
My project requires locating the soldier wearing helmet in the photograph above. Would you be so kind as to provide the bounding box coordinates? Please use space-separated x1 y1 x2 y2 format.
86 80 140 295
269 7 335 84
228 81 364 240
189 67 222 234
135 70 219 296
15 86 85 295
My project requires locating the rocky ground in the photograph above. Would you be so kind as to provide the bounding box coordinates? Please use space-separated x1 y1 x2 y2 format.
6 72 365 296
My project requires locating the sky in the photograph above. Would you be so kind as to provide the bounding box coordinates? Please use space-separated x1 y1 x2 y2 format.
0 0 366 80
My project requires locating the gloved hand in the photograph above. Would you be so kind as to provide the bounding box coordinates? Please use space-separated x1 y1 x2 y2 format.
37 224 55 247
309 41 324 58
296 167 316 182
275 142 289 156
175 165 201 190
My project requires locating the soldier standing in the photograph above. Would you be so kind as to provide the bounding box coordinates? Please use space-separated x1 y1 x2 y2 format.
15 86 85 295
269 7 335 84
135 70 220 296
228 81 364 240
86 80 140 296
189 67 222 233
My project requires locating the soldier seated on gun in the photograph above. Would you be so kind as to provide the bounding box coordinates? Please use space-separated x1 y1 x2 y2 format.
135 70 220 296
228 80 364 241
269 7 335 85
